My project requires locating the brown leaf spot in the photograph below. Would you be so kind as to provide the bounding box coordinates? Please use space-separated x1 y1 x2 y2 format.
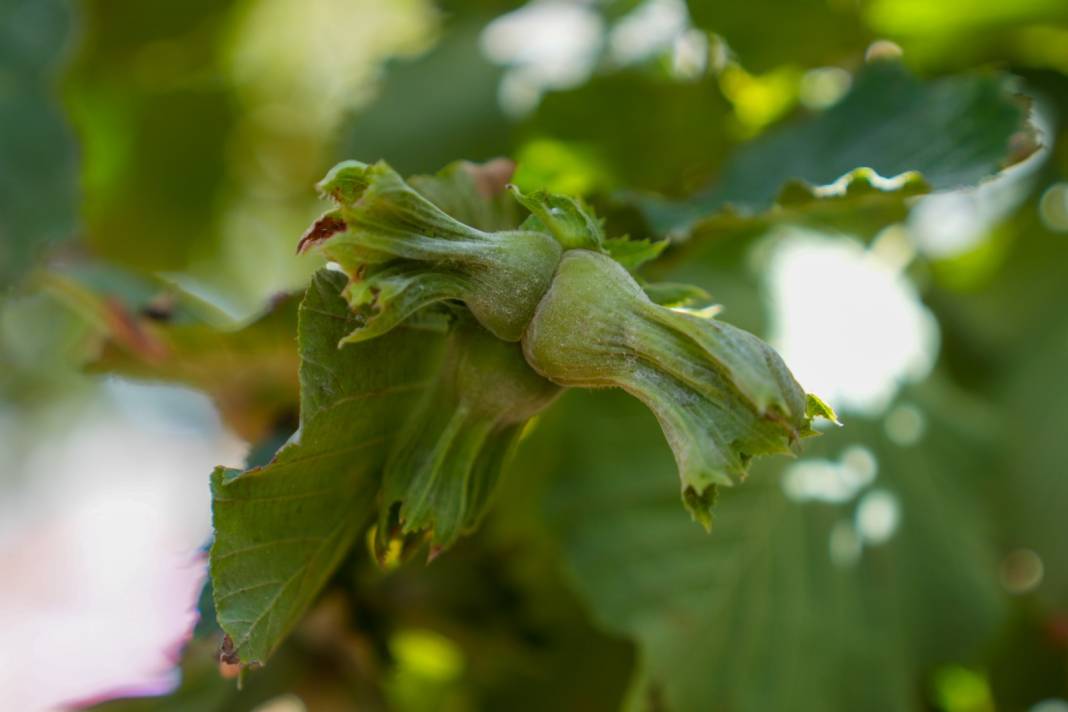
297 213 347 254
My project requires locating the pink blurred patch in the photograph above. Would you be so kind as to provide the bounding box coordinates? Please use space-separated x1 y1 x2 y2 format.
0 385 246 711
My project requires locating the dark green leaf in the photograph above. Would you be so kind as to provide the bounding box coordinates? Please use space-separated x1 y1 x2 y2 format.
65 0 240 271
642 61 1036 238
530 71 731 194
0 0 79 286
687 0 867 72
337 20 512 175
536 386 1003 711
209 270 444 666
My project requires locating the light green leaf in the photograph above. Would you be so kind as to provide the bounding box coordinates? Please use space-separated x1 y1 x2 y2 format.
509 185 606 250
210 269 445 666
641 61 1036 239
605 237 670 273
641 281 714 309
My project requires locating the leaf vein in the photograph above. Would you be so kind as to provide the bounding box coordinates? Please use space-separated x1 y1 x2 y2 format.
213 536 326 561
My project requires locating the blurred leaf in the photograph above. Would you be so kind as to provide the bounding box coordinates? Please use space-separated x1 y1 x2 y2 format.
210 269 445 666
866 0 1068 70
65 0 239 271
928 206 1068 606
530 71 730 194
534 385 1003 712
409 158 521 231
604 236 668 272
511 138 615 195
923 184 1068 593
986 326 1068 608
928 209 1068 383
366 533 635 712
0 286 97 402
337 20 513 175
868 0 1068 35
987 605 1068 709
642 61 1036 238
91 292 301 442
687 0 867 72
0 0 79 286
89 634 343 712
435 0 526 16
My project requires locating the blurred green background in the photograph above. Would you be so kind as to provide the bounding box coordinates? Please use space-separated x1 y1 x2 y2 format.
2 0 1067 710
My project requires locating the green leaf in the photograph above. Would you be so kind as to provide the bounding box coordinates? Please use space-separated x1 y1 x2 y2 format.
686 0 867 72
1000 324 1068 605
211 159 829 665
0 0 79 286
641 281 714 309
926 205 1068 605
337 19 511 176
65 0 239 272
605 236 669 273
509 185 606 250
535 386 1003 712
641 61 1036 238
531 71 731 194
209 269 445 666
865 0 1068 69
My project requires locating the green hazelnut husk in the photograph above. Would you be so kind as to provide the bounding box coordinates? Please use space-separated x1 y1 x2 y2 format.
299 159 833 534
378 318 561 551
523 249 828 528
300 161 562 343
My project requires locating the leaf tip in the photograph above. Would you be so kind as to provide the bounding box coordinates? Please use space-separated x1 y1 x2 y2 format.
683 483 718 532
316 159 374 204
211 465 245 488
805 393 840 426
